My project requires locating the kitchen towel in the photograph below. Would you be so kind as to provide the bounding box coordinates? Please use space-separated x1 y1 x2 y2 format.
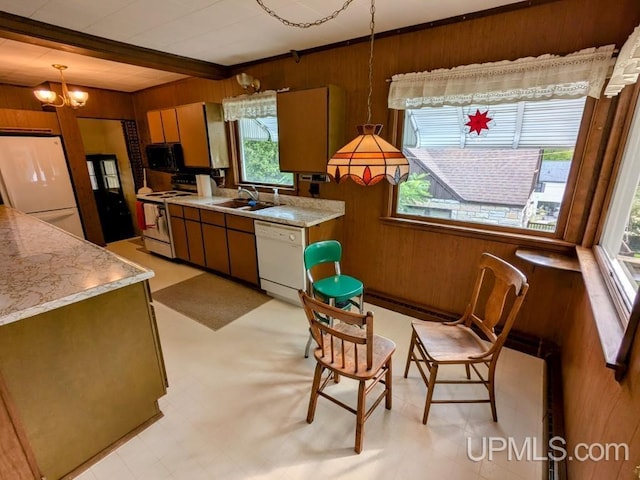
136 201 146 231
143 203 158 229
196 174 212 197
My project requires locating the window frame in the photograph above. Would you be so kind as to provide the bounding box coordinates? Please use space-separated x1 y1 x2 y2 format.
228 119 296 192
587 84 640 380
387 97 595 245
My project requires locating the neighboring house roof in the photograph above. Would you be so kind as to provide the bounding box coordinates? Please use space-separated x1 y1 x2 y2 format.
539 160 571 183
405 147 541 206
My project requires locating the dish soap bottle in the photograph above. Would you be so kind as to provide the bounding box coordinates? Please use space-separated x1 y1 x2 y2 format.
273 187 280 205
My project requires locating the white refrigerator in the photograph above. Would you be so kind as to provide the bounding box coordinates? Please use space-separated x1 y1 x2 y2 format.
0 136 85 238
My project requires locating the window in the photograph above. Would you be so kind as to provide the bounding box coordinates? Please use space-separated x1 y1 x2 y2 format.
87 161 98 190
387 45 614 235
237 117 293 187
597 93 640 320
223 90 293 188
396 98 586 232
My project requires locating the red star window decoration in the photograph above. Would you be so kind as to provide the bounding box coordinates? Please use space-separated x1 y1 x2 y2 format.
465 109 493 136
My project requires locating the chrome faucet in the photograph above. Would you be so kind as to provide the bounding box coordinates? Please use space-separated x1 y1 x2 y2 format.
238 186 259 201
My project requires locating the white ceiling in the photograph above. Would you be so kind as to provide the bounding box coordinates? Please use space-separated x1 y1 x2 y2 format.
0 0 522 93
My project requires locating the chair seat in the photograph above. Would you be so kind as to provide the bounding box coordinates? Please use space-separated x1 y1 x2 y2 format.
314 331 396 381
313 275 364 305
412 321 491 363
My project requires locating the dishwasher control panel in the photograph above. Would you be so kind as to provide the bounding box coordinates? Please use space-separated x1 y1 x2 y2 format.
254 221 305 246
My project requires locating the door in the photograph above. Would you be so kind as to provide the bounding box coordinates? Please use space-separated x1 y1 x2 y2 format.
0 136 77 213
86 154 134 243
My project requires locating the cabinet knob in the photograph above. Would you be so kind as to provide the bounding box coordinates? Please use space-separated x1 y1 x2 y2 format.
289 233 296 241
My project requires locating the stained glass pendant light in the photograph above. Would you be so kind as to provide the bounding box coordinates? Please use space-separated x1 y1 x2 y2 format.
326 0 409 186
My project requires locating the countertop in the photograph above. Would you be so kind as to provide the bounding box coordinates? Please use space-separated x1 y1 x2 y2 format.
0 206 153 326
166 192 345 228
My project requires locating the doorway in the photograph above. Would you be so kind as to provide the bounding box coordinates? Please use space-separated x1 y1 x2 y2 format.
78 118 139 243
87 154 134 242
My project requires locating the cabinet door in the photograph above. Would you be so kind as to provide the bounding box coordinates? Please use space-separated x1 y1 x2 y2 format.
277 86 345 173
176 103 210 168
170 216 189 260
160 109 180 143
185 219 205 266
202 223 230 274
227 229 258 285
147 110 165 144
203 103 229 169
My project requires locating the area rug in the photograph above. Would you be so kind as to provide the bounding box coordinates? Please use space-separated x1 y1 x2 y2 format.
152 273 271 331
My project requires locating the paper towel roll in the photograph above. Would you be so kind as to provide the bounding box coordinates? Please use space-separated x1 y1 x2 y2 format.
196 174 212 197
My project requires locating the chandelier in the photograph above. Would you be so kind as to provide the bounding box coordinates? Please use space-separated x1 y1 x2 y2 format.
33 64 89 109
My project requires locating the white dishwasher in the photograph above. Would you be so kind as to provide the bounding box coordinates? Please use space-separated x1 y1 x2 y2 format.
255 220 306 304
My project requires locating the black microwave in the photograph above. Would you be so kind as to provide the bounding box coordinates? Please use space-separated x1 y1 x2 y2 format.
146 143 184 173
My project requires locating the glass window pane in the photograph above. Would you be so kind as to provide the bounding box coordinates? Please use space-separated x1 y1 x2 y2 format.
396 97 587 232
599 94 640 313
238 117 293 187
86 161 98 190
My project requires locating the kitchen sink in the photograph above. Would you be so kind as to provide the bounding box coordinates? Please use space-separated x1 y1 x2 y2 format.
211 199 275 211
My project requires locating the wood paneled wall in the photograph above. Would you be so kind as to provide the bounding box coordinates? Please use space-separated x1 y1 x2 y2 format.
130 6 640 477
132 0 640 339
561 280 640 479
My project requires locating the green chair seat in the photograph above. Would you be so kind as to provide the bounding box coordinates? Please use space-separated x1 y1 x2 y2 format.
313 275 364 306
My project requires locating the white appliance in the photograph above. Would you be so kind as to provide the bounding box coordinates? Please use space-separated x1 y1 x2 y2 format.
255 220 306 304
136 190 192 258
0 136 84 238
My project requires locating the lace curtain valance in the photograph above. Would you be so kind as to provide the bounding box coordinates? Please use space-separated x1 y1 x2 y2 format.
222 90 277 121
605 24 640 97
388 45 615 110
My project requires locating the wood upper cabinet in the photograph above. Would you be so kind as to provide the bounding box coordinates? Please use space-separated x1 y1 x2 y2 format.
147 109 179 143
277 85 345 173
175 102 229 169
147 103 229 169
226 215 258 285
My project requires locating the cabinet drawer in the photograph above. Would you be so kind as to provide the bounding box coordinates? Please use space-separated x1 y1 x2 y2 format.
168 204 183 218
201 209 226 227
183 206 201 221
226 214 254 233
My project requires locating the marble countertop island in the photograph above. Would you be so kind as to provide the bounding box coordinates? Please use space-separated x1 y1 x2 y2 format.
0 206 153 326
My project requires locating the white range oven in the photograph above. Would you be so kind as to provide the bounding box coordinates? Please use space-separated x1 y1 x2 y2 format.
136 190 192 258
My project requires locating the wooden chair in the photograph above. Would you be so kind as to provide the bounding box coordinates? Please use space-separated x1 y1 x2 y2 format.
299 290 395 454
303 240 364 358
403 253 529 424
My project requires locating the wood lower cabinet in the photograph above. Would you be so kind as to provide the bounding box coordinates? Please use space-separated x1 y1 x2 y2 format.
183 206 205 266
168 205 189 261
201 210 229 274
168 204 204 266
226 214 258 285
170 205 257 285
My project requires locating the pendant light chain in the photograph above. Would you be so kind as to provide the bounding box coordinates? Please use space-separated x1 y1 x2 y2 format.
366 0 375 124
255 0 355 28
